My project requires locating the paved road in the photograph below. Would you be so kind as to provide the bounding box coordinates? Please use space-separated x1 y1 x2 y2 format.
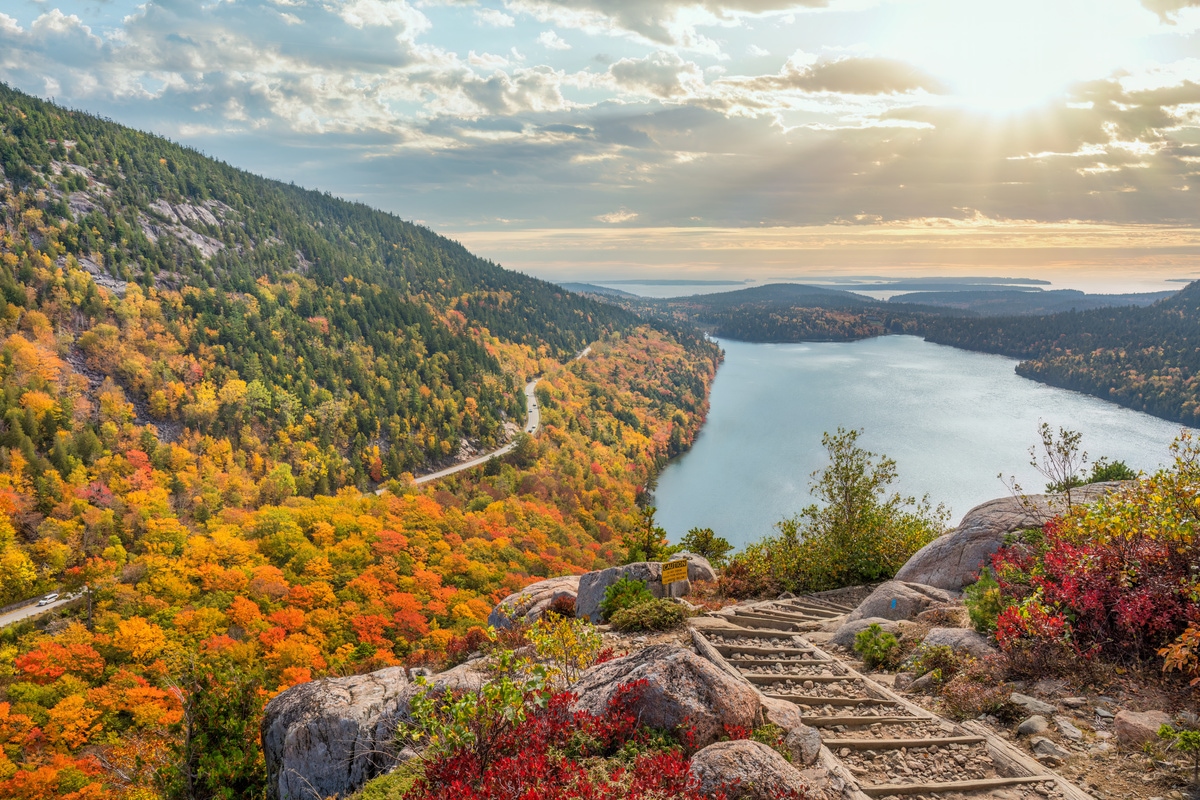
407 379 540 487
0 594 75 629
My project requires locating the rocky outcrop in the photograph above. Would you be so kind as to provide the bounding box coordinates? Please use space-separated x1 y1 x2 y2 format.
895 483 1128 591
263 659 492 800
488 575 581 629
570 645 759 747
1115 709 1172 746
575 562 690 623
844 581 953 623
262 667 410 800
689 740 811 800
759 697 822 765
676 551 718 582
920 627 997 659
829 617 899 649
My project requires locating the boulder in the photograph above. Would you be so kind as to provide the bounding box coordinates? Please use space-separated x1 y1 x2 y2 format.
1055 716 1084 741
1030 736 1070 762
844 581 953 624
895 483 1128 591
829 617 899 649
759 696 822 765
575 562 690 623
262 667 411 800
1114 709 1173 747
920 627 997 660
689 740 812 800
677 551 718 582
488 575 581 629
570 645 758 747
1010 692 1056 716
1017 715 1049 736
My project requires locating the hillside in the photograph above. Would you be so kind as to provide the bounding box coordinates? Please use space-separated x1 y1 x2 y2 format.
924 283 1200 425
602 282 932 341
0 85 720 799
0 81 646 492
889 288 1175 316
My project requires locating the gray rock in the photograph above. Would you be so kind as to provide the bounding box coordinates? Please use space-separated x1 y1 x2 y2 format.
676 551 718 582
759 696 822 765
1031 736 1071 761
570 645 759 747
262 667 410 800
895 483 1129 591
909 672 937 694
1096 708 1115 720
844 581 953 623
893 672 916 692
828 617 900 649
1018 715 1049 736
1055 715 1084 741
1010 692 1056 716
689 740 812 800
1062 697 1088 708
575 562 690 623
488 575 581 629
1114 709 1173 746
921 627 998 659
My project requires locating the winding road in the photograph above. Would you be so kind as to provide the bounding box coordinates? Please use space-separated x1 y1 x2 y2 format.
409 379 540 486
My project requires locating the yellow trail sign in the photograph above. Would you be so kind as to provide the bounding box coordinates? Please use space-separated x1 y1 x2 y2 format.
661 559 689 585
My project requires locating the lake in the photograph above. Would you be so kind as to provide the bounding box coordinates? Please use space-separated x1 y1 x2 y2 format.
655 335 1192 549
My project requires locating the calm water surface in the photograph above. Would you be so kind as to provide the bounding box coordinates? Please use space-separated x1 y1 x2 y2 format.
656 336 1193 549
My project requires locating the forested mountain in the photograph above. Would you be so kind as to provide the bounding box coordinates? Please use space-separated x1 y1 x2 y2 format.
924 283 1200 425
0 84 720 798
0 81 641 494
601 282 949 341
889 288 1174 316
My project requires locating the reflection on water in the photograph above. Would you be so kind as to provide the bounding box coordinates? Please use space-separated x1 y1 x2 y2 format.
656 336 1191 549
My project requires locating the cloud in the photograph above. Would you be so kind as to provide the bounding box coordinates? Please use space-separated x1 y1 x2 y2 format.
475 8 516 27
609 51 705 98
538 30 571 50
595 208 639 222
747 44 769 56
1142 0 1200 21
504 0 829 52
726 53 945 95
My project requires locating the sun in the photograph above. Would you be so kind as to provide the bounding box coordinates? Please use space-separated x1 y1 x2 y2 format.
879 0 1157 112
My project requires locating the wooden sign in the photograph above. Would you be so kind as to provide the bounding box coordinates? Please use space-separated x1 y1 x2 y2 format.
661 559 689 585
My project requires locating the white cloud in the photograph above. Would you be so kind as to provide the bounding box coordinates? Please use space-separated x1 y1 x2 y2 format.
538 30 571 50
747 44 769 56
595 208 639 222
475 8 516 27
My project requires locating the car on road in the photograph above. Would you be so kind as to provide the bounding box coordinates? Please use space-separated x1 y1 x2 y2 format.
37 593 59 606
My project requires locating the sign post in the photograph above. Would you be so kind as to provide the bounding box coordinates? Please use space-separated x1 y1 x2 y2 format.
661 559 689 585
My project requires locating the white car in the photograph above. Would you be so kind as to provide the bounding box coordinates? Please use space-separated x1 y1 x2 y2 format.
36 593 59 607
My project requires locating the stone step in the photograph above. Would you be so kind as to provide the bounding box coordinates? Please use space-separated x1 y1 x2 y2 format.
736 608 831 623
801 715 929 727
822 735 986 750
712 644 821 657
766 695 894 707
742 673 853 684
860 775 1052 797
723 612 803 631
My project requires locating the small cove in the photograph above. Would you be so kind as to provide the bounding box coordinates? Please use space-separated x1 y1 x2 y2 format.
656 335 1194 549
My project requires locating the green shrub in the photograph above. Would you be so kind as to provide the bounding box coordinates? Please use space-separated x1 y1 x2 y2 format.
608 599 687 632
722 428 947 596
679 527 734 569
909 644 968 685
963 567 1006 634
853 623 899 669
750 723 794 763
598 577 654 622
353 760 423 800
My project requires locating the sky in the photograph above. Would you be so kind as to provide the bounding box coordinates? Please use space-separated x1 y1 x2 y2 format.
3 0 1200 289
